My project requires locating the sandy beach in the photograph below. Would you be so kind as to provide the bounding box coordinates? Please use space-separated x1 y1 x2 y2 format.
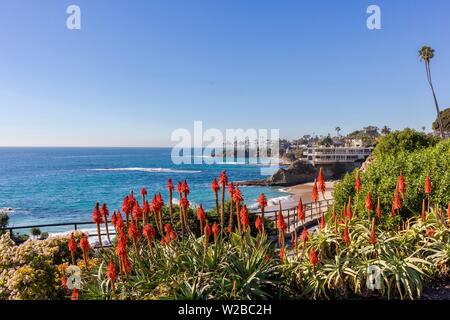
263 181 336 212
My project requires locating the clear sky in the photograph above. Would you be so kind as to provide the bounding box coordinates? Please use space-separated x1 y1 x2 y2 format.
0 0 449 147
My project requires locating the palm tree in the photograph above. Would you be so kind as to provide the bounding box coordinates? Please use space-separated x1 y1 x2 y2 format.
419 46 444 138
335 126 341 137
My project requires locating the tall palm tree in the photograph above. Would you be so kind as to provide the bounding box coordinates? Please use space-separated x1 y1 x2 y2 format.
335 126 341 137
419 46 444 138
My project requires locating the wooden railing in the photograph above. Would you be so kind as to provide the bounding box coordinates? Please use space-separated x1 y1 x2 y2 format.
0 199 333 241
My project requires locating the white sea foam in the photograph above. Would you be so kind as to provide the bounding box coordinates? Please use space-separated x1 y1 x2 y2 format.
88 167 201 174
0 207 15 214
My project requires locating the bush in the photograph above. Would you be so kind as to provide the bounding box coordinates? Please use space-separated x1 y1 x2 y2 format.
333 132 449 220
0 233 80 300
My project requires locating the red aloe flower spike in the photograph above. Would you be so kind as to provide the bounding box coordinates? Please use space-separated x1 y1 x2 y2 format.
219 171 228 228
79 233 90 267
212 222 220 242
398 172 406 197
255 215 263 233
277 202 286 247
211 178 220 214
240 205 249 233
347 197 353 220
365 192 374 219
128 221 139 244
132 202 143 227
164 223 177 243
376 197 381 221
319 213 326 230
181 179 190 197
92 202 103 248
111 211 117 229
107 258 118 292
392 182 402 212
140 187 147 204
142 224 156 252
177 181 183 195
258 193 267 232
167 179 174 224
370 218 377 245
317 167 326 199
204 222 212 251
115 210 124 231
311 179 319 203
233 186 244 233
355 171 361 193
309 248 318 268
343 222 350 245
142 200 150 226
297 198 305 224
279 246 286 263
424 175 432 194
197 204 206 235
426 227 435 237
121 195 130 226
68 232 77 265
301 227 309 247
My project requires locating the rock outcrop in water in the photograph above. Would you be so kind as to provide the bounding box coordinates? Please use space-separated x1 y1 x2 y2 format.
237 160 361 187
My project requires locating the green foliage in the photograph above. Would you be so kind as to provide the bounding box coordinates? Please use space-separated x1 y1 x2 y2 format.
372 128 438 158
333 132 449 220
0 213 9 234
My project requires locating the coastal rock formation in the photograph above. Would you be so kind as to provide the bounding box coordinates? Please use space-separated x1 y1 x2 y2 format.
267 161 360 186
237 160 361 187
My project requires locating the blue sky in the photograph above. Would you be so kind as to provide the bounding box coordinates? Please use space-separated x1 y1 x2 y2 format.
0 0 449 147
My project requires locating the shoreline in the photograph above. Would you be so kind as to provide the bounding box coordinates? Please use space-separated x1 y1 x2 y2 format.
263 181 336 212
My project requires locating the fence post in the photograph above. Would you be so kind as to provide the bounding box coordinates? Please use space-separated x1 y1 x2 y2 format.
74 224 78 231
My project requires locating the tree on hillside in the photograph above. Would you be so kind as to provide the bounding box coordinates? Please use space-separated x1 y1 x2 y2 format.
419 46 444 138
335 126 341 137
432 107 450 133
381 126 391 135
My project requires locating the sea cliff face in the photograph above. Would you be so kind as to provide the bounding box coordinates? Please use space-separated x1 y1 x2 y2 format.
267 161 359 186
236 160 361 187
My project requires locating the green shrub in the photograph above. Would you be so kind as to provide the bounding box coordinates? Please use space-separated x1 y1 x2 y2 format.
333 134 449 220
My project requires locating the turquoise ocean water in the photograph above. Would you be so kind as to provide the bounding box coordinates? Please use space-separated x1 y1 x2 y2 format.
0 148 288 232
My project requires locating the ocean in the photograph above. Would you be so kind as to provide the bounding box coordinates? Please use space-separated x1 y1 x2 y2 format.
0 147 288 232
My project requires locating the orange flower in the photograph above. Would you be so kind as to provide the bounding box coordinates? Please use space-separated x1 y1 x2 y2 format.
115 211 124 230
392 183 402 211
309 248 318 266
204 223 212 238
111 211 117 228
301 227 308 246
167 179 174 192
257 193 267 209
227 182 235 196
317 167 326 195
279 247 286 263
100 203 109 218
311 179 318 203
421 199 426 222
232 186 243 204
92 202 103 224
177 181 183 195
132 202 142 222
347 197 353 220
398 172 406 197
297 198 305 223
181 180 190 197
128 222 139 242
343 222 350 245
355 171 361 193
107 258 118 282
196 204 206 221
277 209 287 232
164 224 177 242
219 170 228 187
424 175 432 194
211 178 220 193
68 233 77 265
365 192 374 212
255 216 263 232
212 222 220 239
319 213 326 229
239 205 249 232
